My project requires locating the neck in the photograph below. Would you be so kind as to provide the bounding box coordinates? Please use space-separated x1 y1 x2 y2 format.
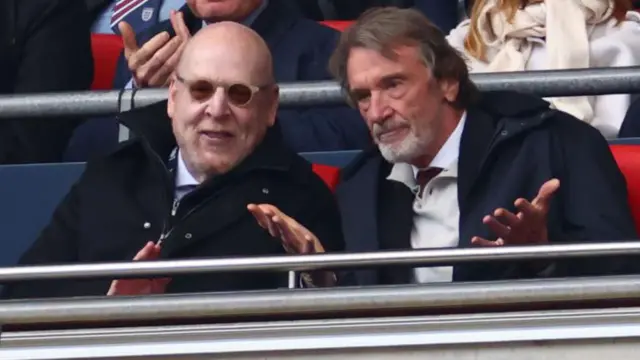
410 107 465 168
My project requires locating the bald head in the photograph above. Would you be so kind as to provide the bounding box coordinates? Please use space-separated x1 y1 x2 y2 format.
177 22 274 85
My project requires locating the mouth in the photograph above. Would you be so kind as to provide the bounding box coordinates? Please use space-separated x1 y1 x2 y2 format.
199 130 235 143
377 127 409 144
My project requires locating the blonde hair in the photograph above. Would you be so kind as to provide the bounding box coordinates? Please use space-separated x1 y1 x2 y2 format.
464 0 633 61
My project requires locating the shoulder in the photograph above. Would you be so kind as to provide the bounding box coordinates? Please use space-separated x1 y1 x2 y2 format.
474 91 552 118
293 18 339 38
285 18 340 53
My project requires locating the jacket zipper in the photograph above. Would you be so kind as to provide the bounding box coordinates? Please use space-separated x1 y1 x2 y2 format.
141 141 174 244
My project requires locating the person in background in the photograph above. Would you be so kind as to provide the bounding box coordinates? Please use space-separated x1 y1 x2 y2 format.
87 0 186 34
249 7 638 287
411 0 463 34
0 0 93 164
446 0 640 138
3 22 343 300
66 0 370 161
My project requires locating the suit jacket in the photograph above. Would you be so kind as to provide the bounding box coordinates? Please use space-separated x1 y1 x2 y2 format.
0 0 93 164
109 0 369 152
411 0 460 34
85 0 112 23
3 105 344 300
337 91 638 286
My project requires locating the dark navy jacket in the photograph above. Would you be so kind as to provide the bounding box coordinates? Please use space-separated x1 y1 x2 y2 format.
65 0 370 161
337 91 638 286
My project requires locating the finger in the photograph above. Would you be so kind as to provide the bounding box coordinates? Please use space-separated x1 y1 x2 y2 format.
107 279 119 296
471 236 503 246
174 11 192 39
132 241 155 261
493 208 521 228
482 215 511 240
254 205 279 236
247 204 271 229
151 277 172 293
142 36 182 86
273 215 306 253
532 178 560 209
128 31 171 70
147 38 184 86
119 22 139 58
515 198 542 221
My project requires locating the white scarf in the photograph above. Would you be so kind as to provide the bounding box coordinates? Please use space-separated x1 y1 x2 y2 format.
469 0 614 124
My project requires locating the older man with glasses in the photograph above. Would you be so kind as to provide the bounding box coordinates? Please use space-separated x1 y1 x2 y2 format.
3 22 343 300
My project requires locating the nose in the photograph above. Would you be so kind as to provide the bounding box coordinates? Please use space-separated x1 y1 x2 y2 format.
204 86 231 119
366 91 393 126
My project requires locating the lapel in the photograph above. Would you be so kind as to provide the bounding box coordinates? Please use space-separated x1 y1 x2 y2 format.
336 148 382 286
377 160 415 285
457 102 498 222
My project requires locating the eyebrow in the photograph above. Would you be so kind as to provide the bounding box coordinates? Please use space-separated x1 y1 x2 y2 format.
350 72 408 93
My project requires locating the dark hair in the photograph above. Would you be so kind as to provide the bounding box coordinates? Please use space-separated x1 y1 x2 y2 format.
328 7 478 109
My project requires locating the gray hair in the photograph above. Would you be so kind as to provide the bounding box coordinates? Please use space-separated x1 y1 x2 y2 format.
328 7 477 109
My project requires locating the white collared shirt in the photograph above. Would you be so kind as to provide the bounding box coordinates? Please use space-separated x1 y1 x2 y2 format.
387 113 466 283
174 150 200 201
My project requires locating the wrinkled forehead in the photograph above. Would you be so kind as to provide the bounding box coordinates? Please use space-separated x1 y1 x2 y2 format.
346 45 427 90
180 43 266 85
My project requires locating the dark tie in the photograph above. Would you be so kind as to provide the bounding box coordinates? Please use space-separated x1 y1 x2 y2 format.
110 0 162 35
416 167 442 197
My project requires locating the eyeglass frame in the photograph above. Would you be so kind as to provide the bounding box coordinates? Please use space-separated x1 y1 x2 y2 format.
173 73 275 108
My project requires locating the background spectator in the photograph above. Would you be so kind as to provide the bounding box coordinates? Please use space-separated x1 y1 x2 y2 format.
88 0 186 34
447 0 640 138
0 0 93 164
66 0 370 161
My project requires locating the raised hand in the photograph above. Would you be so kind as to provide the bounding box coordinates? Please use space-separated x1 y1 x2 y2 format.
472 179 560 246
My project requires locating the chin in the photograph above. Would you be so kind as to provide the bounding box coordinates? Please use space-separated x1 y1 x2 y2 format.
378 134 430 164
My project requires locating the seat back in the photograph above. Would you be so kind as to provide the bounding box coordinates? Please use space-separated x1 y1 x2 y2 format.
0 163 85 267
319 21 354 32
90 34 123 90
311 164 341 191
610 144 640 235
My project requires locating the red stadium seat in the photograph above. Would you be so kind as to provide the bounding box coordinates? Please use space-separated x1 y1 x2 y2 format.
311 164 340 191
90 34 124 90
610 144 640 234
320 21 354 32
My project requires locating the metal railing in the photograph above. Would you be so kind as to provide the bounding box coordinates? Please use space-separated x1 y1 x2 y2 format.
2 274 640 325
0 67 638 118
0 242 639 282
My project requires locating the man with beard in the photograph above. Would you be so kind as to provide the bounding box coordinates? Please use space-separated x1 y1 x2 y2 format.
247 7 639 286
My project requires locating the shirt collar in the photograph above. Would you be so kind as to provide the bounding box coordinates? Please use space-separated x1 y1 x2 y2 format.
176 149 200 188
202 0 268 27
412 111 466 176
387 112 466 187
